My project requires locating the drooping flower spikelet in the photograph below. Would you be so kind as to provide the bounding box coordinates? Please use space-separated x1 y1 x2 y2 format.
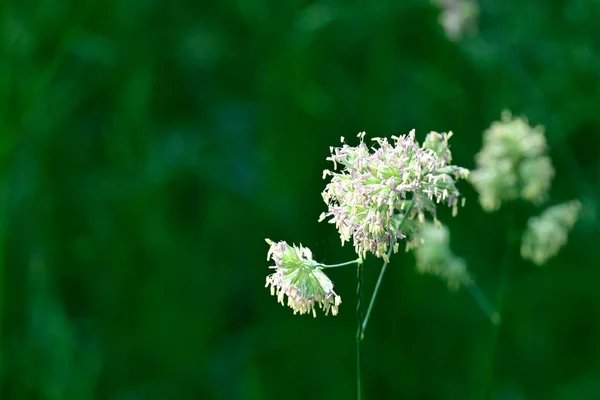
413 222 471 290
521 200 581 265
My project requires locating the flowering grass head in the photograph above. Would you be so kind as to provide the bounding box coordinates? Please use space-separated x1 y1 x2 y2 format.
413 222 470 290
521 200 581 265
470 111 554 212
265 239 341 317
319 130 469 260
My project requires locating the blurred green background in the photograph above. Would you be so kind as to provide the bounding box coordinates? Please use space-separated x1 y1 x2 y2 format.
2 0 600 399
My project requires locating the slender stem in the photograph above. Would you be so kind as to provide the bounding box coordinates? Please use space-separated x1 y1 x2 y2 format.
356 262 364 400
355 200 413 399
464 280 501 326
318 259 361 269
361 245 393 336
484 211 515 398
0 2 15 373
361 201 414 337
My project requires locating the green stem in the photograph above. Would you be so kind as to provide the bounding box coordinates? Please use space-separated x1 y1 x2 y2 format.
361 201 414 337
318 259 361 269
0 1 15 376
355 200 413 399
361 245 393 336
484 211 515 398
356 262 364 400
464 280 501 326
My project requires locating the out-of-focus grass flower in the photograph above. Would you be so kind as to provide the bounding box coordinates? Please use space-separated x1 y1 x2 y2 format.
319 130 469 260
413 222 500 324
431 0 479 41
521 200 581 265
470 111 555 212
265 239 341 317
413 222 470 290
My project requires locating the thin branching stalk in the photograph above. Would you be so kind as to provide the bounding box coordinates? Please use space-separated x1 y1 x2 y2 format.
464 281 502 325
362 201 414 337
356 262 364 400
319 259 362 269
484 211 515 398
361 245 393 337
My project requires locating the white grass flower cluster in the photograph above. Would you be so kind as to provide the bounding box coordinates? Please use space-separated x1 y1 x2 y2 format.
265 239 341 317
319 130 469 260
413 222 470 290
521 200 581 266
470 111 555 212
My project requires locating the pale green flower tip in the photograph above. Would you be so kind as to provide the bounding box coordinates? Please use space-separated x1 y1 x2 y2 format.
491 312 502 326
500 109 512 122
423 130 454 163
519 156 554 204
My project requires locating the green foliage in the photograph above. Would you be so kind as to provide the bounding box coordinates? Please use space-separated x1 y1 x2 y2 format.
2 0 599 399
